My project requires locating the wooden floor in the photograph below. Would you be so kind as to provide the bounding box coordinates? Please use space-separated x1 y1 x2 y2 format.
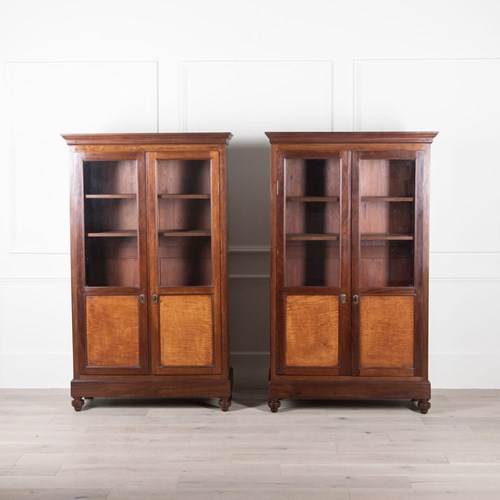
1 390 500 499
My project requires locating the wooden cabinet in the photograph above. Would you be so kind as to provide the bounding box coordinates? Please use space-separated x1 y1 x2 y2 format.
63 133 233 411
266 132 437 413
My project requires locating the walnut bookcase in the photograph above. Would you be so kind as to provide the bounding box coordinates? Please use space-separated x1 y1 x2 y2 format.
266 132 437 413
64 133 233 411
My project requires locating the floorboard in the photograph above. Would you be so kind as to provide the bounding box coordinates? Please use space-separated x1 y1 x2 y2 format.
1 389 500 499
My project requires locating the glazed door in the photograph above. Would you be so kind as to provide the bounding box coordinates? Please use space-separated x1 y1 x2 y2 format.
76 152 149 374
276 151 351 376
351 150 424 378
148 151 222 375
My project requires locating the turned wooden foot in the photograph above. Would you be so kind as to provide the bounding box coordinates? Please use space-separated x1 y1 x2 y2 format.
71 397 84 412
417 399 431 414
268 399 281 413
219 397 231 412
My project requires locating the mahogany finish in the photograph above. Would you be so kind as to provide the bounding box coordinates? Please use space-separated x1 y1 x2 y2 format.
64 133 233 411
267 131 437 413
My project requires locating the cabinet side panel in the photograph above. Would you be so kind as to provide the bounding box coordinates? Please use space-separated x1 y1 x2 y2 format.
159 295 214 367
285 295 339 367
359 296 414 372
86 296 140 367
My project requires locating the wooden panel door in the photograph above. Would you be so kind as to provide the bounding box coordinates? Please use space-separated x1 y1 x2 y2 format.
351 150 425 378
75 152 149 374
275 151 351 376
148 150 222 375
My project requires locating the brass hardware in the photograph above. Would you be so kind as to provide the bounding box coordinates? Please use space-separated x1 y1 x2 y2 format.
152 293 159 304
352 294 359 305
139 294 145 304
339 293 347 304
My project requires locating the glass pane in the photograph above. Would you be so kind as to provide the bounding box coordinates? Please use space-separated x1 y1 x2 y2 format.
286 240 339 287
83 160 138 287
284 158 340 287
156 159 211 195
360 159 415 198
158 236 212 287
158 199 211 233
360 200 414 236
156 159 213 287
83 160 137 195
360 240 414 287
359 158 415 288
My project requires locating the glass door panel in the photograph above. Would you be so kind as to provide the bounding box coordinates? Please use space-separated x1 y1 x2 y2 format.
83 159 139 287
284 158 341 287
358 158 415 288
155 159 213 288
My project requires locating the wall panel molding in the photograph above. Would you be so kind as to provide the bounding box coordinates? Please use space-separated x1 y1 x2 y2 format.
229 245 270 253
353 57 500 255
0 278 70 284
6 61 158 256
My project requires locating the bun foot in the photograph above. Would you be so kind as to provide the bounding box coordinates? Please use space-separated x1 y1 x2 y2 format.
219 398 231 412
417 399 431 414
268 399 281 413
71 397 84 412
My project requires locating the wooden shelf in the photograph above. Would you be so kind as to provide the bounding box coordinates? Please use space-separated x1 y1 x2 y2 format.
361 196 414 202
361 233 413 241
85 194 136 199
87 230 137 238
158 194 210 200
286 196 340 202
159 229 211 237
286 233 339 241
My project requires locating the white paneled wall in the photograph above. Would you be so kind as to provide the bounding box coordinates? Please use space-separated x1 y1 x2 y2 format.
1 0 499 388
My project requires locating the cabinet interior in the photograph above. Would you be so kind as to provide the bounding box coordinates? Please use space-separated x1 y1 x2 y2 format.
359 158 416 288
285 158 341 287
155 158 213 287
83 160 139 287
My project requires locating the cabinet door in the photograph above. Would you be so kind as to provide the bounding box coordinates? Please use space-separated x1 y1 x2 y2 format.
74 152 149 374
147 151 222 375
351 150 425 377
274 151 351 376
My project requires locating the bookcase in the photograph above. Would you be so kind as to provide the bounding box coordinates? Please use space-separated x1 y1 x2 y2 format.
266 132 437 413
64 133 233 411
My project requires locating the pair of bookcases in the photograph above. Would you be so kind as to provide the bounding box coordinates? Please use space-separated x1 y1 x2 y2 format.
64 131 437 413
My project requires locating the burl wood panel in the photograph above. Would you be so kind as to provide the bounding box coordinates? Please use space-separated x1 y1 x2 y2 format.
86 296 140 367
359 296 414 371
285 295 339 367
159 295 214 367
